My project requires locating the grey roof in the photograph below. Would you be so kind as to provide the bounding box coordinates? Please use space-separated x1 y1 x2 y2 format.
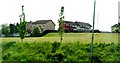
29 20 55 25
64 21 76 25
64 21 92 27
75 21 92 27
64 21 74 23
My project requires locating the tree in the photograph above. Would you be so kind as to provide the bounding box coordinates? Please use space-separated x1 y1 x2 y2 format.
9 24 15 36
15 22 19 33
1 24 10 35
32 26 41 36
118 23 120 33
18 5 27 42
113 23 120 33
58 6 65 42
18 21 27 42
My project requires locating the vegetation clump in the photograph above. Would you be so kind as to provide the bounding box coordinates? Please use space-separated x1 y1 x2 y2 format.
2 42 119 62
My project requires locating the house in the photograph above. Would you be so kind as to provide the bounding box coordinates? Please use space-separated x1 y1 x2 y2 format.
27 20 55 33
64 21 78 31
64 21 92 32
75 21 92 32
111 24 119 33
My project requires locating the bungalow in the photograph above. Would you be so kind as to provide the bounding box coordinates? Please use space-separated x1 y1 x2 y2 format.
26 20 55 33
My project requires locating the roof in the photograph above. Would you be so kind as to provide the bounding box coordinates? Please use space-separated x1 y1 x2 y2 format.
64 21 92 27
75 21 92 27
29 20 56 26
64 21 74 23
64 21 76 25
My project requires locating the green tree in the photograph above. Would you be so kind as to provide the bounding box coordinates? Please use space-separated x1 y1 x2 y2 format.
32 26 41 36
115 23 120 33
18 21 27 42
118 23 120 33
58 6 65 42
15 22 19 33
1 24 10 35
18 5 27 42
9 24 15 36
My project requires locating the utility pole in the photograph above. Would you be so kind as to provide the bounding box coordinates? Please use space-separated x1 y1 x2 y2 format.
90 0 96 63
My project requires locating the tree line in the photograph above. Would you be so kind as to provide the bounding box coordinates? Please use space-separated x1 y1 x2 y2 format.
0 23 19 36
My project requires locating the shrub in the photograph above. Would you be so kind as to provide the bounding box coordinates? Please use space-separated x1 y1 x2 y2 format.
2 42 119 62
51 42 61 53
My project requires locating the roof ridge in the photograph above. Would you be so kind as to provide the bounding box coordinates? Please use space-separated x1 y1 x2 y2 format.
36 19 52 21
28 19 55 26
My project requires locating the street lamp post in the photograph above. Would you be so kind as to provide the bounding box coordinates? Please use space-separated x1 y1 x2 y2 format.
90 0 96 63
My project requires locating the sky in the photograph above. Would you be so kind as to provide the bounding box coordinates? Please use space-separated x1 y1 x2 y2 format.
0 0 120 32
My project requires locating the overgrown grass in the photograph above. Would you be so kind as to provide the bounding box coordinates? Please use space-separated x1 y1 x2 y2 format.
2 41 120 62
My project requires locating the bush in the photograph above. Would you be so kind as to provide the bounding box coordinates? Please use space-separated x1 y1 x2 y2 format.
51 42 61 53
30 30 57 37
2 42 119 62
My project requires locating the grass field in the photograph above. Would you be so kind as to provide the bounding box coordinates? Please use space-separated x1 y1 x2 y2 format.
0 33 119 43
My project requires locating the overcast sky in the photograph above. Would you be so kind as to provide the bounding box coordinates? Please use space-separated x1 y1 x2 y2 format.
0 0 119 32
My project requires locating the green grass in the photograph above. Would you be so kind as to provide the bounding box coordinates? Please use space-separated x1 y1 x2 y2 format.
1 33 119 43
